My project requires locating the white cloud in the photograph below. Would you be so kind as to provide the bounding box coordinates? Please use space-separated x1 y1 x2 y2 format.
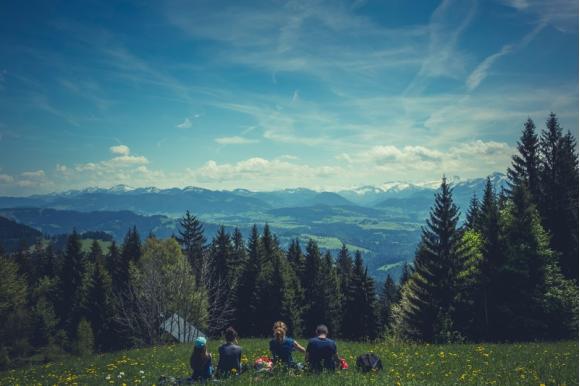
110 144 130 156
192 157 342 188
215 136 259 145
0 174 14 184
21 170 46 178
177 117 192 128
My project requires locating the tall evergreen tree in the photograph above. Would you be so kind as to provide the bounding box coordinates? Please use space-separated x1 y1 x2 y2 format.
234 225 261 336
59 230 85 337
538 114 579 280
477 177 503 339
497 181 552 340
393 177 463 341
507 118 540 202
230 227 247 284
319 251 342 336
379 275 399 335
286 238 305 282
343 251 378 340
176 211 206 285
121 226 141 264
209 226 234 285
464 193 480 230
302 239 323 334
84 254 114 351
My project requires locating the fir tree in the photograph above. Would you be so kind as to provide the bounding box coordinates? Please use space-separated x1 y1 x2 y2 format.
286 238 305 282
497 181 552 340
230 227 247 284
477 177 502 339
393 177 463 341
464 193 480 230
121 226 141 264
176 211 206 285
343 251 378 340
209 226 234 286
379 275 399 335
538 115 579 280
302 239 323 334
320 251 341 336
59 230 85 337
507 118 540 202
234 225 261 336
84 255 114 351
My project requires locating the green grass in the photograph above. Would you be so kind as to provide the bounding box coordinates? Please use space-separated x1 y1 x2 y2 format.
1 339 577 385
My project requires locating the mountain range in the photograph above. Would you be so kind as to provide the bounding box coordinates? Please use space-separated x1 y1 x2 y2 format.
0 172 507 281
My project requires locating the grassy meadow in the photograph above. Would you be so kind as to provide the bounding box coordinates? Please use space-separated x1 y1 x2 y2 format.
0 339 577 385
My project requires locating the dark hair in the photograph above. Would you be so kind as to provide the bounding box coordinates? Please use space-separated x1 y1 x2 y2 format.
191 345 209 370
225 327 238 342
316 324 328 336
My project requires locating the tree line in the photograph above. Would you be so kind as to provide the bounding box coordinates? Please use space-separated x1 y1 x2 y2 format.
391 113 578 342
0 113 577 370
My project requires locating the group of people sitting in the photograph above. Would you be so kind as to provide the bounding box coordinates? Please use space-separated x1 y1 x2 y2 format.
189 322 340 382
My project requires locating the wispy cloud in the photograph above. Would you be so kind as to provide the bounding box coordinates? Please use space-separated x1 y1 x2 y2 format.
215 136 259 145
404 0 477 95
176 118 192 129
466 45 513 91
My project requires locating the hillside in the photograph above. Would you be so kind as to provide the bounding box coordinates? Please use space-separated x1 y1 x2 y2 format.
0 173 508 281
1 339 576 385
0 216 43 251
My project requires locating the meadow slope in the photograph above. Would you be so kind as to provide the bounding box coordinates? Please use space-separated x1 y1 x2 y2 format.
1 339 577 385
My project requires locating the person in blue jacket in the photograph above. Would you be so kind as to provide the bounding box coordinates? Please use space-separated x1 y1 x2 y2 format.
269 321 305 368
305 324 339 372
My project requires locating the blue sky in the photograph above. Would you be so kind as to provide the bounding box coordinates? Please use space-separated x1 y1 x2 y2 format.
0 0 578 195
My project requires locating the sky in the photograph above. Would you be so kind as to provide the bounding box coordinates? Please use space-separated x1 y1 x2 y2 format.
0 0 578 195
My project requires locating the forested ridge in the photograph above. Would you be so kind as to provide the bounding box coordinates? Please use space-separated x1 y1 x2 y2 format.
0 113 577 370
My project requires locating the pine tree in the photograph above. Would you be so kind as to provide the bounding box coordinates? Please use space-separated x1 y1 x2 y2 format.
537 115 579 281
230 227 247 285
176 211 206 285
477 177 502 339
343 251 378 340
507 118 540 202
105 241 122 292
464 193 480 230
379 275 399 335
117 227 141 292
497 181 553 340
319 251 341 336
399 262 412 287
336 244 353 336
393 177 463 341
538 113 575 280
234 225 261 336
84 255 114 351
302 239 323 334
269 250 302 337
286 238 305 282
209 226 234 286
59 230 85 337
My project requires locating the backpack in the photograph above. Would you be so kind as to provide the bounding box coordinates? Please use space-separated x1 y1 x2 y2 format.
356 353 383 372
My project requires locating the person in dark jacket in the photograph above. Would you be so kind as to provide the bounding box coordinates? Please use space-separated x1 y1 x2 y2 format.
217 327 242 377
190 336 213 382
269 320 305 368
305 324 339 372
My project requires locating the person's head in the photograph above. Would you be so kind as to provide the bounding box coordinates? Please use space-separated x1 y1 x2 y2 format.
224 327 238 343
272 321 287 333
274 327 286 343
315 324 329 337
192 337 209 367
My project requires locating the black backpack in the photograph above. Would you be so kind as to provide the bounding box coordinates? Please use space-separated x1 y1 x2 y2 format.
356 352 383 372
